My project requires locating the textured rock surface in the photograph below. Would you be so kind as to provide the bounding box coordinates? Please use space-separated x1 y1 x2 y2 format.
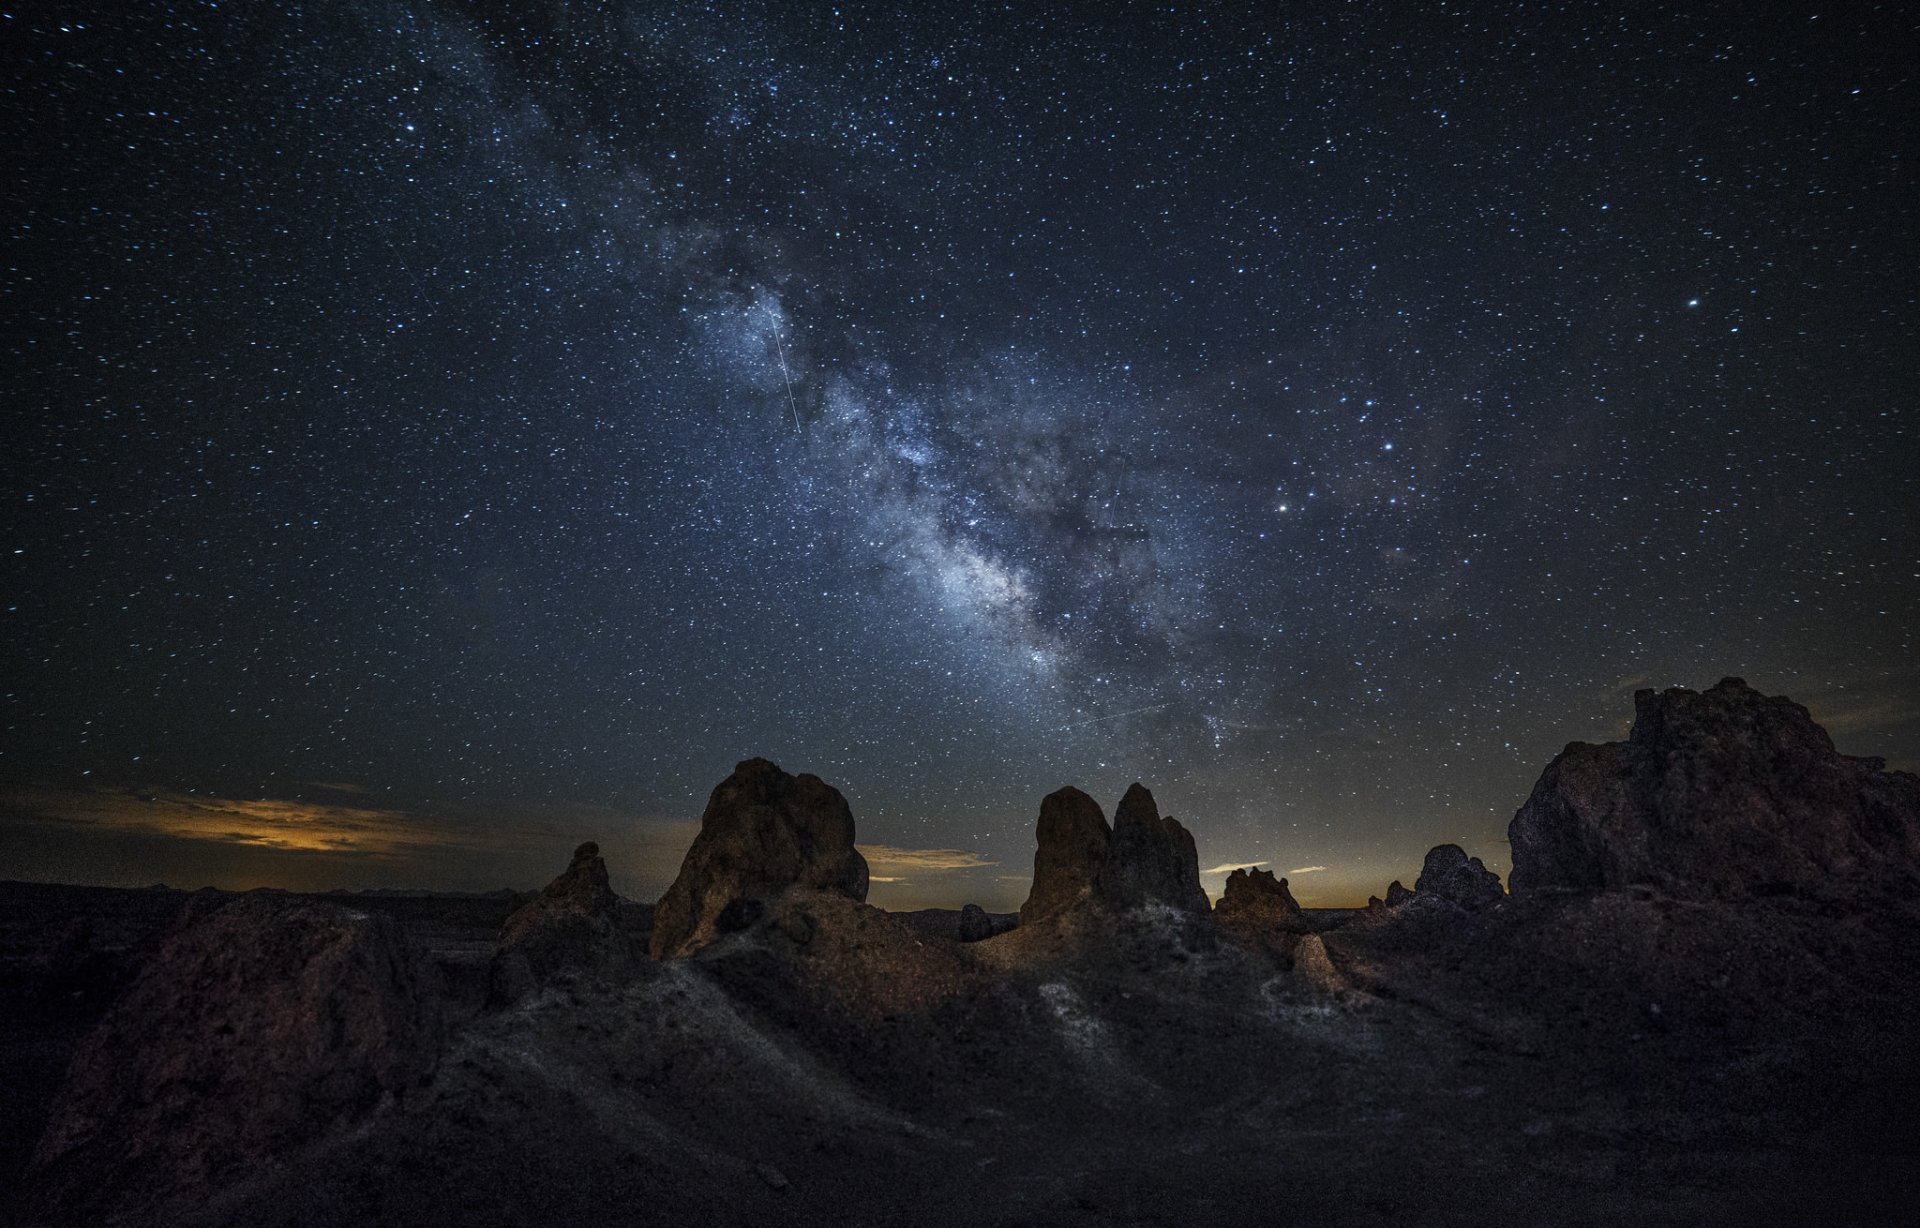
1019 786 1113 923
1384 880 1416 908
651 759 869 958
1290 933 1348 994
1509 677 1920 897
1413 844 1505 910
1019 783 1209 922
9 856 1920 1227
491 841 646 1001
1214 867 1303 925
26 895 440 1224
709 889 981 1018
1213 866 1307 956
1100 783 1210 914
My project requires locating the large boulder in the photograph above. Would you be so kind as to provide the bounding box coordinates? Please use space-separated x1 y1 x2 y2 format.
1018 783 1209 923
650 758 869 959
1414 844 1505 910
491 841 647 1002
1101 783 1210 914
25 895 441 1224
1019 786 1113 923
1508 677 1920 897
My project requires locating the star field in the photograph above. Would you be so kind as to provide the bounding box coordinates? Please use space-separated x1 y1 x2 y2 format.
4 2 1915 905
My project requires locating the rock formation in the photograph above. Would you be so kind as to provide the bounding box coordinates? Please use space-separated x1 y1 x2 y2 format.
1385 880 1416 908
1213 866 1308 955
1289 933 1348 995
1019 786 1113 923
957 903 996 943
1019 783 1209 923
1214 866 1304 926
1101 783 1211 913
1413 844 1505 910
492 841 645 1002
26 895 440 1223
651 758 869 959
1508 677 1920 897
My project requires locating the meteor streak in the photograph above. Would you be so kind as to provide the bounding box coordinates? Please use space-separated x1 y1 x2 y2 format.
764 302 802 434
1057 702 1172 731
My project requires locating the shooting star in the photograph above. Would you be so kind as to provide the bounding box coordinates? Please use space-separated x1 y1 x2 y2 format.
1057 702 1173 731
764 301 802 434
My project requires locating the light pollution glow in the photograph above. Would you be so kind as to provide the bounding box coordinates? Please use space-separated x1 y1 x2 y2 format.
0 782 1383 909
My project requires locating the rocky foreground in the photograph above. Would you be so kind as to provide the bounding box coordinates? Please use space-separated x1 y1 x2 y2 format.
4 679 1919 1226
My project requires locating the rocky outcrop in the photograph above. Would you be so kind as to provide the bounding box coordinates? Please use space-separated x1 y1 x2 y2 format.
1414 844 1505 910
1290 933 1348 995
491 841 647 1002
957 903 996 943
1213 866 1307 954
1508 677 1920 897
709 890 981 1017
1101 783 1210 914
1385 880 1416 908
1214 867 1303 925
1020 786 1113 923
651 758 869 959
26 895 441 1223
1019 783 1208 923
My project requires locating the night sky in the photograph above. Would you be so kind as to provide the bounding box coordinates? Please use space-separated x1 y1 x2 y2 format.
5 2 1916 908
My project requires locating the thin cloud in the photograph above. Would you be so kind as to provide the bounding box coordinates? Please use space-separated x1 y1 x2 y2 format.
301 780 368 795
1289 865 1329 874
3 783 423 856
1806 696 1920 735
1201 860 1268 875
0 780 704 894
858 844 996 872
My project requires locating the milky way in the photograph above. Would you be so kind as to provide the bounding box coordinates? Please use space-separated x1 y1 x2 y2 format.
5 3 1915 905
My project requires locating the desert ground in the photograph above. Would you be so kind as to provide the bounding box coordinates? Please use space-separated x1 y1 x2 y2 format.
4 679 1918 1226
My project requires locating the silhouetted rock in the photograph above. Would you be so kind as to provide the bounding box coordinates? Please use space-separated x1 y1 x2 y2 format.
651 758 869 959
1385 880 1416 908
26 895 440 1223
1214 866 1307 956
1414 844 1504 910
1101 783 1210 914
1020 786 1113 923
1019 783 1209 923
1508 677 1920 898
958 903 995 942
491 841 646 1002
888 906 1016 942
1215 867 1303 923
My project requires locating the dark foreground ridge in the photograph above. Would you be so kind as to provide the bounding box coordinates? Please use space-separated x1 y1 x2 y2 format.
3 678 1918 1226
